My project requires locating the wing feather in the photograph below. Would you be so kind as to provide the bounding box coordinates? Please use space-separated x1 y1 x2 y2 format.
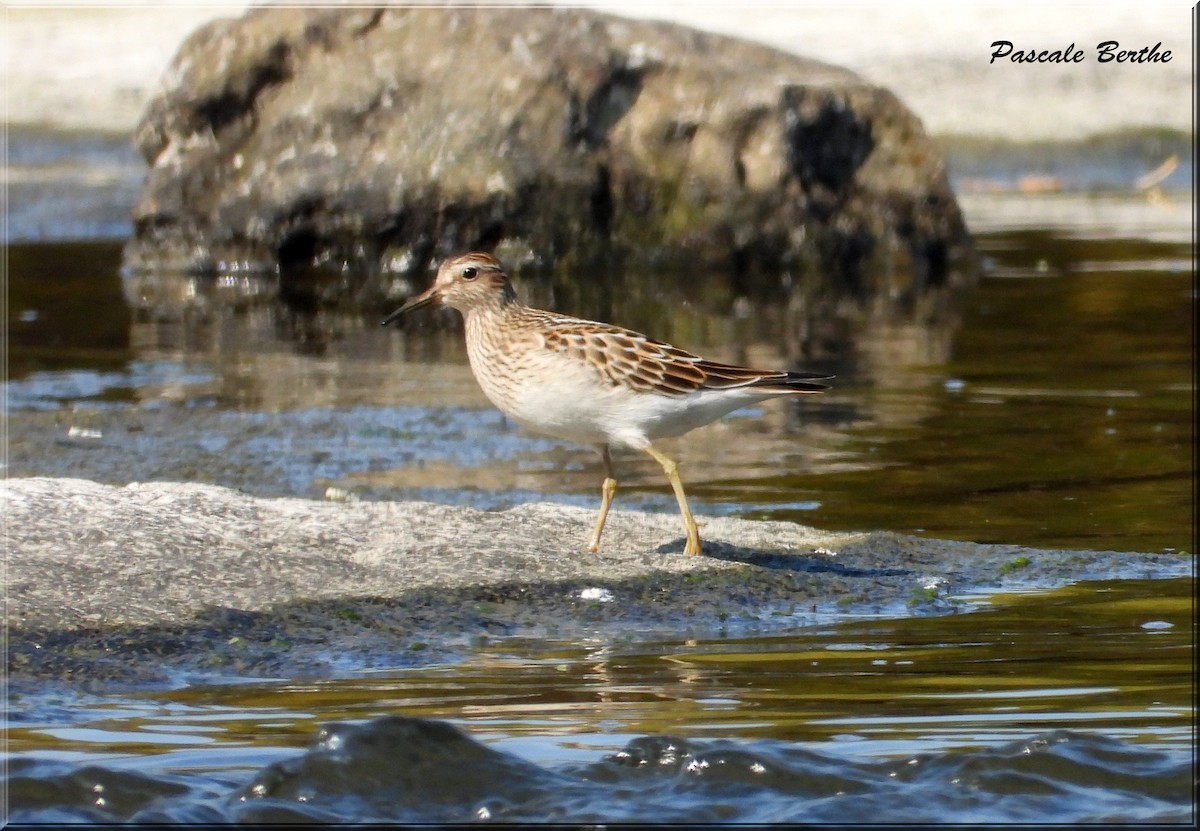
535 311 831 396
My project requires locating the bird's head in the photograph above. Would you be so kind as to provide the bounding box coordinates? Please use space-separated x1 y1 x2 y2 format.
382 252 514 325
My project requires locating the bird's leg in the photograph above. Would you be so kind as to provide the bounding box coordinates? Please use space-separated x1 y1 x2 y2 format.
644 445 702 556
587 444 619 552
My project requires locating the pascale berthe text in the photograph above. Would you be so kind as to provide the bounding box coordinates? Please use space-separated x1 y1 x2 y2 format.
989 41 1172 64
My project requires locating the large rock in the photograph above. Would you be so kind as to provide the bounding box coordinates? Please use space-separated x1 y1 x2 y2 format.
124 6 973 304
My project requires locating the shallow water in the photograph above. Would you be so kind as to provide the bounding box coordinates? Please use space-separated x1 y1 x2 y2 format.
5 578 1193 823
3 174 1195 821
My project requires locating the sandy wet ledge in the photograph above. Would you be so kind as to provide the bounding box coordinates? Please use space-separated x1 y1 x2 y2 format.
4 477 1188 686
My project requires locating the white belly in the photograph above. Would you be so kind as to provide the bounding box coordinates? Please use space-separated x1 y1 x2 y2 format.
468 339 765 449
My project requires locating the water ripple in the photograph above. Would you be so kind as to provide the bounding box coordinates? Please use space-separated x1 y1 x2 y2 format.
6 716 1191 823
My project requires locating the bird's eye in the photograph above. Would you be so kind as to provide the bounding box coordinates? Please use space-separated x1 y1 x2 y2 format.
462 266 478 280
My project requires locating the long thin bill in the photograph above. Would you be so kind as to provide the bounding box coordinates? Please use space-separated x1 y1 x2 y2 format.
381 289 438 326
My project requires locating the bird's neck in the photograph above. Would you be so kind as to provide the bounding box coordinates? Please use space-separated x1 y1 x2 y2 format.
463 285 520 321
462 289 523 329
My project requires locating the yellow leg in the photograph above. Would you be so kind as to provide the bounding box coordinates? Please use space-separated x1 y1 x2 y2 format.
644 445 702 555
587 445 618 552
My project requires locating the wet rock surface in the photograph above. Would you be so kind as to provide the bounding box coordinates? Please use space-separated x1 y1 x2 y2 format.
125 5 973 303
4 477 1186 687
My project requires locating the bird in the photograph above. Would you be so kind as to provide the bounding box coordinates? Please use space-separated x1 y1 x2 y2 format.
382 252 831 555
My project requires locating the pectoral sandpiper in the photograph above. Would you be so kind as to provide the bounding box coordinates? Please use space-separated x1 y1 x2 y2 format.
383 252 831 555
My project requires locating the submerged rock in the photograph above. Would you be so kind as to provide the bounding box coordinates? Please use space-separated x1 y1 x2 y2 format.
124 6 974 310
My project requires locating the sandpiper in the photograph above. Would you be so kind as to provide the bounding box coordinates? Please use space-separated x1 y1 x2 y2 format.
383 252 831 555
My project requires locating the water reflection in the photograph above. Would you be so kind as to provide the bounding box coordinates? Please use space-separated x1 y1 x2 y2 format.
115 260 966 412
9 578 1188 757
4 194 1193 552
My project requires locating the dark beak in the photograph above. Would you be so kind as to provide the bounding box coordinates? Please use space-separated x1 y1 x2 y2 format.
381 286 440 326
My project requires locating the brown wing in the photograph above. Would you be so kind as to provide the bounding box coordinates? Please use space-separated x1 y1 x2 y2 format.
539 316 706 395
537 312 830 396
